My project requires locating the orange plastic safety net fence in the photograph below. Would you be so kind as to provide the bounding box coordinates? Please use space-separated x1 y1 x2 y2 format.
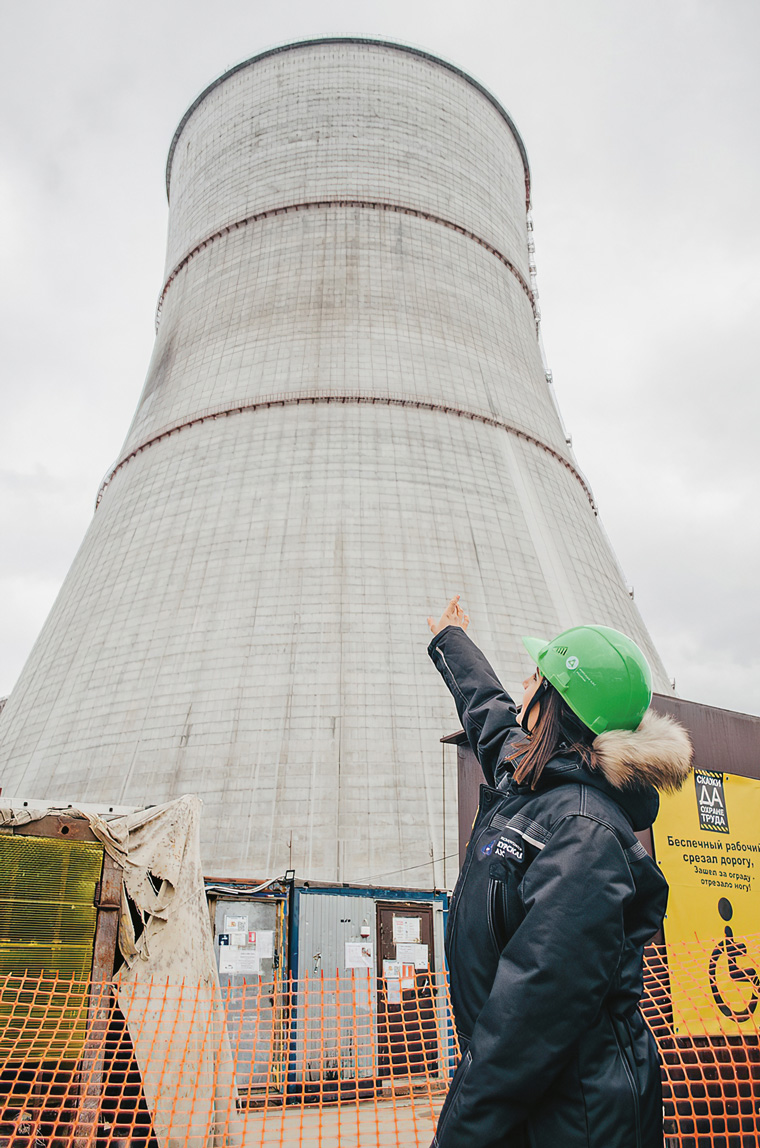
1 937 758 1147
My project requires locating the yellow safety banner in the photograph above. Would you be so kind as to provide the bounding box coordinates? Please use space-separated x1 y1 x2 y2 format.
653 770 760 1035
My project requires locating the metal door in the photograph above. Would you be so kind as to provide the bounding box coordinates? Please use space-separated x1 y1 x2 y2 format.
213 898 285 1094
375 902 437 1076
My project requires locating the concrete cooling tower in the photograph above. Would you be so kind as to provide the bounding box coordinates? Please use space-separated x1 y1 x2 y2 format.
0 39 671 886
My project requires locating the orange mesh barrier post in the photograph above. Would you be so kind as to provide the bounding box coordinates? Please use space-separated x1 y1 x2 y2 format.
335 970 344 1120
317 970 326 1114
401 974 422 1146
73 977 110 1148
349 967 361 1131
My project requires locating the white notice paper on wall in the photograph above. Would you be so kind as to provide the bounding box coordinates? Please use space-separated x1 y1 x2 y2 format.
345 943 374 969
225 915 248 934
256 930 274 959
396 943 428 969
219 953 238 974
392 916 421 943
238 951 261 976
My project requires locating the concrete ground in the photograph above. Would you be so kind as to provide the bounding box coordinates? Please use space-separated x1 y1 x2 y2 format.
242 1095 440 1147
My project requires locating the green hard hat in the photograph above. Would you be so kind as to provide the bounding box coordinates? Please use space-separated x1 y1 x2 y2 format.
521 625 653 735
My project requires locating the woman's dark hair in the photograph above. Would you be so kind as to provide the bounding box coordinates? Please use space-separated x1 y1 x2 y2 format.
506 682 595 789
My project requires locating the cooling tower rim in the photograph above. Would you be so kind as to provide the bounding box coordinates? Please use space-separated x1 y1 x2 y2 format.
165 37 531 208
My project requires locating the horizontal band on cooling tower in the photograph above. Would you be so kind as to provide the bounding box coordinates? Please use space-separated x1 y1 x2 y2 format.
95 394 597 512
155 200 537 331
166 38 531 208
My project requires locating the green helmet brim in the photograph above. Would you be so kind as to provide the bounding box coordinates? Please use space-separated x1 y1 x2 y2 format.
521 636 548 666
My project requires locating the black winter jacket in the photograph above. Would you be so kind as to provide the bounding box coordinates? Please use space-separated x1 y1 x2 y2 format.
429 627 692 1148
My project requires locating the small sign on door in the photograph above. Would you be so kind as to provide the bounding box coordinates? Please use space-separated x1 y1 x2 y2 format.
392 916 421 944
396 942 428 969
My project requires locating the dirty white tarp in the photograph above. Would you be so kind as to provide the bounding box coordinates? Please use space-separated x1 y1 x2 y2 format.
1 795 242 1148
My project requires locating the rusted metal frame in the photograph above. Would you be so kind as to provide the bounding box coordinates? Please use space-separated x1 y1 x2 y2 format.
12 813 98 843
73 850 121 1148
154 199 537 330
96 394 597 513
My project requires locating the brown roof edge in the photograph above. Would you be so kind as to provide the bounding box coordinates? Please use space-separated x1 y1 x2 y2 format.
651 692 760 779
441 730 467 745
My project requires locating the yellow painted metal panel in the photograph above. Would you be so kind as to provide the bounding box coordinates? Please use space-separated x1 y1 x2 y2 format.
653 770 760 1035
0 835 104 1059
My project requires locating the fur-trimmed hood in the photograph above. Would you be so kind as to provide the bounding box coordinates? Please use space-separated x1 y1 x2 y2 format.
591 709 693 793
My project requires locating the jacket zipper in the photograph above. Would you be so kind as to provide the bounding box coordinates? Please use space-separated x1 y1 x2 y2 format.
486 878 507 957
446 809 498 954
612 1016 642 1148
486 878 498 955
434 1049 472 1145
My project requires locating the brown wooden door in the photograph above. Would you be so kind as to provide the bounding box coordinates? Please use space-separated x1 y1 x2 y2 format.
375 902 438 1077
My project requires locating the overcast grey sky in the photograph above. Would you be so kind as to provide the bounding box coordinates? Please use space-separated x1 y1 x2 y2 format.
1 0 758 714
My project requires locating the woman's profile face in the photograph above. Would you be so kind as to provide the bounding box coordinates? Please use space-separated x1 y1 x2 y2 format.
521 669 543 731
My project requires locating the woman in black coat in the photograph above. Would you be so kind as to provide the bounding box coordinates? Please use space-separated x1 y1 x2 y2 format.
427 597 692 1148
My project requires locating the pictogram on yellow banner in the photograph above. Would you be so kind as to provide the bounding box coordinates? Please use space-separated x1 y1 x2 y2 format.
652 770 760 1035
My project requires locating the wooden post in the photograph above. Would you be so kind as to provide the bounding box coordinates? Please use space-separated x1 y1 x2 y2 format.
73 849 122 1148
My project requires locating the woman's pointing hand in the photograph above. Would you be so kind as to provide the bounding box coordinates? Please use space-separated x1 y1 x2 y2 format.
427 595 470 637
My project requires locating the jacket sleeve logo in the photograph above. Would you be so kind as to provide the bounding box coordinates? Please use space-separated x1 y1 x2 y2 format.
481 833 524 862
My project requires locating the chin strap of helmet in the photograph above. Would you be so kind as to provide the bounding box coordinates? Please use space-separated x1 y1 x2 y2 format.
558 707 594 750
519 677 550 733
